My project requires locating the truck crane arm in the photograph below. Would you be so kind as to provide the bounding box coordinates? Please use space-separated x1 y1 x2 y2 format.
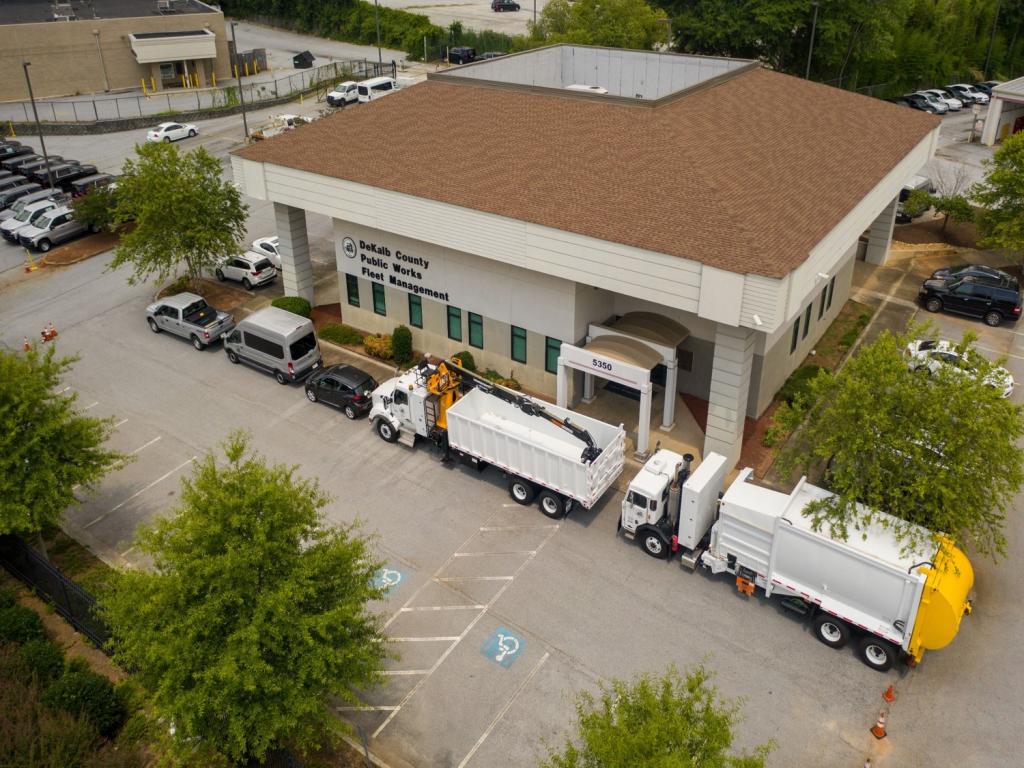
445 359 603 463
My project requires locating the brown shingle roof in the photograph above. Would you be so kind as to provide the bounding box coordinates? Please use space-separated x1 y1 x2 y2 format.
234 67 938 278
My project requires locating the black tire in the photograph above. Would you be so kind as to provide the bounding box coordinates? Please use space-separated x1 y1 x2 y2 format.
89 223 100 233
537 490 566 519
858 636 897 672
508 477 536 505
376 419 398 443
191 335 204 351
812 613 850 649
344 404 358 420
274 370 288 385
306 388 318 403
215 268 225 281
148 318 161 333
37 239 51 253
163 136 171 143
188 129 196 138
924 297 942 313
227 350 239 364
983 310 1003 327
640 528 670 559
242 278 253 290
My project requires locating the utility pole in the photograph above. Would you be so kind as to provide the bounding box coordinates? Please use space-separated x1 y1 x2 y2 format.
805 2 820 80
21 62 54 191
374 0 383 66
230 22 249 139
984 0 1003 79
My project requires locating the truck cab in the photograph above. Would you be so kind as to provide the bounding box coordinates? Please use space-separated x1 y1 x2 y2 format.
620 450 682 557
369 364 439 445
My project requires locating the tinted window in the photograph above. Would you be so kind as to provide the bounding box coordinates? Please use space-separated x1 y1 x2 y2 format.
408 293 422 328
253 259 273 272
511 326 527 363
447 306 462 341
244 331 284 359
346 274 360 306
545 337 560 374
372 81 393 92
468 312 483 348
289 332 317 360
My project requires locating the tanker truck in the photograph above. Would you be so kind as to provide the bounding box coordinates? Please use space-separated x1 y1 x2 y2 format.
369 357 626 518
619 450 974 671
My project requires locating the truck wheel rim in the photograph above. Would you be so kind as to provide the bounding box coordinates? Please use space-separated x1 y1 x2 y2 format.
864 644 888 666
512 483 528 501
542 496 559 515
644 536 663 554
819 622 842 643
380 424 392 439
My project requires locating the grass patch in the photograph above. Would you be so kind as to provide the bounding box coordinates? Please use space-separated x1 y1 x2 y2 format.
809 300 873 369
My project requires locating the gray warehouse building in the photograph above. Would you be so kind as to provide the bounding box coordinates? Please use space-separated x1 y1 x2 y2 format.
232 45 939 464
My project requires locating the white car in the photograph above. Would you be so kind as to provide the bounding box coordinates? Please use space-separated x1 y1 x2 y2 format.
147 122 198 143
214 251 277 289
905 339 1014 398
251 236 281 269
923 89 963 111
946 83 989 105
327 81 359 107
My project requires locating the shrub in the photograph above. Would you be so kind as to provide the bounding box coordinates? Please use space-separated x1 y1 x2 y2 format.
481 368 522 390
19 638 65 683
777 365 823 406
0 588 14 609
363 333 393 360
451 350 476 371
271 296 312 318
43 668 126 738
0 603 45 644
318 323 364 346
838 312 872 350
392 325 413 365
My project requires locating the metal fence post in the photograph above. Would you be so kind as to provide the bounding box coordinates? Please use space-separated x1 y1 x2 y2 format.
93 100 99 122
115 98 120 119
196 90 201 111
167 94 171 113
50 103 56 122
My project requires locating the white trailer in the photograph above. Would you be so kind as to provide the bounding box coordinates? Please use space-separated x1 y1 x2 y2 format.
619 451 975 670
369 357 625 518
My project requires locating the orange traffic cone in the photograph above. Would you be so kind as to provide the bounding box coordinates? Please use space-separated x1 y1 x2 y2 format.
870 711 887 740
883 684 896 703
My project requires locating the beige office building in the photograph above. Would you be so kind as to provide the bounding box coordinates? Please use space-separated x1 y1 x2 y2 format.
0 0 231 101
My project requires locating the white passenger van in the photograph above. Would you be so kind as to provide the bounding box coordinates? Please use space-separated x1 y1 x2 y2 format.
357 76 399 103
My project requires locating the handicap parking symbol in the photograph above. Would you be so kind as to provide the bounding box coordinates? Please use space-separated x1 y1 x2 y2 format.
373 567 404 595
481 626 524 668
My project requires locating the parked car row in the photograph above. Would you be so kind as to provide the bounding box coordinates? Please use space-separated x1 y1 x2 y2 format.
895 82 997 114
919 264 1022 327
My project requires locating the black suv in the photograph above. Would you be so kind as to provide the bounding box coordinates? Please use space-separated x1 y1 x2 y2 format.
919 275 1022 327
492 0 521 10
448 46 476 64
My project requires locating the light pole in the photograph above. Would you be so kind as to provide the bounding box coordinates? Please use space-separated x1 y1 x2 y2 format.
374 0 383 66
21 62 54 191
984 0 1002 79
533 0 537 27
805 1 819 80
230 22 249 139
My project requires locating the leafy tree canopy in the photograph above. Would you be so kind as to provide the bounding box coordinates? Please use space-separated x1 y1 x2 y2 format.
0 346 126 538
108 142 248 286
530 0 668 49
540 664 772 768
776 326 1024 559
972 130 1024 264
99 432 388 764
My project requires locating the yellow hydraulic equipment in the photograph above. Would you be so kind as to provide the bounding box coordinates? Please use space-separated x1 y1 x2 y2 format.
425 357 465 430
907 537 974 664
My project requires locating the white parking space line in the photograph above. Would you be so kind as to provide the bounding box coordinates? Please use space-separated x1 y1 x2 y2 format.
456 652 551 768
452 551 537 558
82 401 99 411
478 524 559 532
84 456 195 529
120 545 135 557
57 387 70 394
389 636 461 643
382 669 431 676
336 705 398 712
129 435 162 455
398 605 488 612
437 576 514 582
113 418 128 428
973 343 1024 362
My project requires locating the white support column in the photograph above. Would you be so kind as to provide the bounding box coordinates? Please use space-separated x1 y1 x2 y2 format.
636 381 653 459
864 195 899 266
660 359 677 430
582 373 596 402
556 358 569 409
982 98 1003 146
703 324 755 467
274 202 314 303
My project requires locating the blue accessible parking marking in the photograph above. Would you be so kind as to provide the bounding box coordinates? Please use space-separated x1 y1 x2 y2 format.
373 567 404 595
481 626 524 668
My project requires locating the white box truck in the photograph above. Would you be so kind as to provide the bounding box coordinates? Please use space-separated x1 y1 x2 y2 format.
619 450 975 671
369 357 625 518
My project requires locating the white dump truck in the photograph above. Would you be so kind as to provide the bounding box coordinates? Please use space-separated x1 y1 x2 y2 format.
369 358 625 518
619 450 975 671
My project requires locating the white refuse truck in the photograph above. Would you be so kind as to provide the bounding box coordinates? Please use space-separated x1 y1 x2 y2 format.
619 450 975 670
369 357 625 518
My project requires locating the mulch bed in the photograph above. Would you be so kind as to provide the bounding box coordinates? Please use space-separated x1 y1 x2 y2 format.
40 231 120 266
895 215 977 248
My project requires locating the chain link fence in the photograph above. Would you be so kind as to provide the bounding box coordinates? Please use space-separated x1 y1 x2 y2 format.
0 59 397 125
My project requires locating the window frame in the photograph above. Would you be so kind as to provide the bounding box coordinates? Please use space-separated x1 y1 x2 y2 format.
790 319 800 354
826 276 836 310
802 303 812 339
447 305 462 342
510 326 527 364
545 337 561 374
372 281 386 316
345 274 359 307
408 293 422 328
468 312 483 349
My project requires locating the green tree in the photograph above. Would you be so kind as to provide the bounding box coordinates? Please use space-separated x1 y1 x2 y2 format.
72 185 117 233
108 142 248 286
777 327 1024 559
530 0 669 49
98 433 388 764
540 665 771 768
972 130 1024 265
0 346 126 546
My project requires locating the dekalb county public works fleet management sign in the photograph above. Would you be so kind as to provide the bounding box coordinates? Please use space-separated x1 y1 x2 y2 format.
342 236 452 303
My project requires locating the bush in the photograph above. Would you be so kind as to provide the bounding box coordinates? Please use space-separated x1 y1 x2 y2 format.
0 588 14 609
0 603 45 644
777 365 823 406
318 323 364 346
20 638 65 683
271 296 312 318
451 350 476 371
363 333 393 360
392 325 413 365
43 668 126 738
838 312 872 350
